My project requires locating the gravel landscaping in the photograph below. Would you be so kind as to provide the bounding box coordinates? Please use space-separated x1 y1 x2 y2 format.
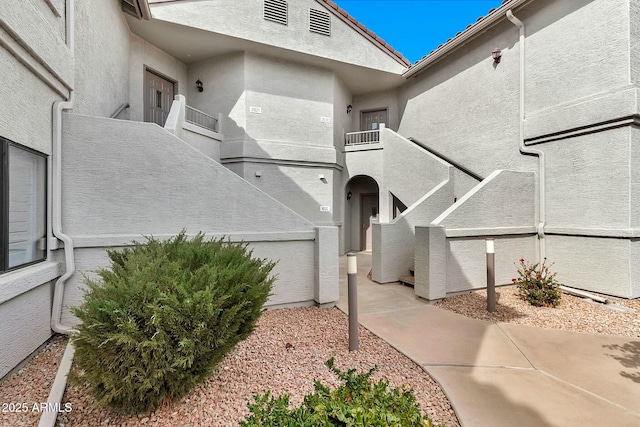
3 286 638 427
0 335 68 427
1 307 459 427
436 286 640 338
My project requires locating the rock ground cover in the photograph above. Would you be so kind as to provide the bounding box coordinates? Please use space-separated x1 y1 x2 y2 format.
1 307 459 427
3 288 638 427
435 286 640 338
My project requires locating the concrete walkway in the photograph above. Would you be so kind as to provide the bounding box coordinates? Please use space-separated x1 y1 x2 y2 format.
337 252 640 427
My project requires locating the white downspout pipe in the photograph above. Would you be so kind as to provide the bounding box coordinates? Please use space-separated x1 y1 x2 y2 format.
51 0 76 335
51 95 75 335
507 9 546 260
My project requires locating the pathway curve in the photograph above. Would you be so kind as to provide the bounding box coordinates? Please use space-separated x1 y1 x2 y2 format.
337 252 640 427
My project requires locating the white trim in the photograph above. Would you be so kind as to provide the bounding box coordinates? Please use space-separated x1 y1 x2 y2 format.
445 227 537 238
70 231 317 248
0 261 62 305
221 156 344 171
43 0 62 17
0 24 70 97
544 227 640 238
183 122 222 140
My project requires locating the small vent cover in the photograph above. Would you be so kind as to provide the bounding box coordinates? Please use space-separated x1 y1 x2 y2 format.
264 0 288 26
309 8 331 36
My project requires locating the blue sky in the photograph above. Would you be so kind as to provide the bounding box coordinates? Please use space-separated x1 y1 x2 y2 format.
333 1 504 63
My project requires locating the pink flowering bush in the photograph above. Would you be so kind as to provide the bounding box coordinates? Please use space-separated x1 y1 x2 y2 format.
512 258 562 307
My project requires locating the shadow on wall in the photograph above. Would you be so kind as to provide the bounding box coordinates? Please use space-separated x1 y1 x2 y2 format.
219 115 341 229
398 0 594 111
344 175 379 253
185 52 344 231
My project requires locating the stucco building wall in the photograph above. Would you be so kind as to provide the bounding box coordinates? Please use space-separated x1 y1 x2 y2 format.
397 19 529 179
187 53 247 141
415 171 537 299
59 113 333 323
73 0 131 117
129 33 189 122
0 0 73 379
148 0 405 73
524 0 632 137
189 52 345 226
352 90 400 132
0 0 73 91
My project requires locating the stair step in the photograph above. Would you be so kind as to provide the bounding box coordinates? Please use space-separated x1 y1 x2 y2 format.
398 275 415 287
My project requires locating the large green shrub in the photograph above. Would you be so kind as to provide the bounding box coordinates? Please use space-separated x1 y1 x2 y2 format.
513 257 562 307
240 358 440 427
71 231 275 414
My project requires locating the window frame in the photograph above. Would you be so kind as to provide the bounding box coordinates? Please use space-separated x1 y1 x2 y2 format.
0 136 48 273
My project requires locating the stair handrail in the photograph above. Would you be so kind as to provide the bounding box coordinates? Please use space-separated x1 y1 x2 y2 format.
110 102 130 119
408 137 484 182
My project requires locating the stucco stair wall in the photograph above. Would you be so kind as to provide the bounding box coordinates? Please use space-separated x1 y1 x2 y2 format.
59 113 337 325
371 129 481 284
415 170 537 300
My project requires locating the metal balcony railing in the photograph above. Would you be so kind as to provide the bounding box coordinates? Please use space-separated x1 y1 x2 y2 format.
185 105 219 133
345 130 380 146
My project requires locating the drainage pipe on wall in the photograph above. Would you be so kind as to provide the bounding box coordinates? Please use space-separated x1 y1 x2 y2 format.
51 0 76 335
51 93 76 335
39 3 77 426
507 9 546 260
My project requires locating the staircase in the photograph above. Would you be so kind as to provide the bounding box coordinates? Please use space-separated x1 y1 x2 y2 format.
398 266 415 287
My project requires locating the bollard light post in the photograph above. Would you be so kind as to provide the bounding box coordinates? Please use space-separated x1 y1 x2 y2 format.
486 239 496 313
347 253 359 351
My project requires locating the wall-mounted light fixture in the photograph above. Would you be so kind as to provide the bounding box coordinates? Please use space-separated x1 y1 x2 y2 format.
491 47 502 64
255 171 262 177
346 104 353 114
346 191 352 200
195 79 204 92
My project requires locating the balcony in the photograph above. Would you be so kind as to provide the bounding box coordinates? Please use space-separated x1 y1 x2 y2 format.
185 105 219 133
345 129 380 146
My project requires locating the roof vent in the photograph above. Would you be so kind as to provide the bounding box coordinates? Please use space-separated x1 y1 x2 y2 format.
264 0 288 26
309 8 331 36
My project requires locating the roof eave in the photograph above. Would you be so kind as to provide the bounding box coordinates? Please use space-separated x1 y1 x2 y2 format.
316 0 410 67
403 0 532 79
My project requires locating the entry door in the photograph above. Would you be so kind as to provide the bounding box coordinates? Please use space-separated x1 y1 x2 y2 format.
144 69 175 127
360 194 379 251
361 109 388 131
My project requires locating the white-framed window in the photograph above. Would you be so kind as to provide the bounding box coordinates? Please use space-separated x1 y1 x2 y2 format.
1 137 47 271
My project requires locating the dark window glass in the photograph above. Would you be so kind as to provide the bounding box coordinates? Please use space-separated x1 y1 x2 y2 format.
1 137 47 271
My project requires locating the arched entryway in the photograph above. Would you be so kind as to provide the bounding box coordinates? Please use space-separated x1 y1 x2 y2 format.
345 175 379 252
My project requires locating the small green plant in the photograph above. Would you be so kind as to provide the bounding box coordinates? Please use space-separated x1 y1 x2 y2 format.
239 358 439 427
71 231 275 414
512 258 562 307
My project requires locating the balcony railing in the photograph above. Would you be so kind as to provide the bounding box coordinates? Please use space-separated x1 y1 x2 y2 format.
345 130 380 146
185 105 219 133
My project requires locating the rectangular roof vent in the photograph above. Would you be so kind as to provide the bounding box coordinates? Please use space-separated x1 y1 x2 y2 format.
309 8 331 36
264 0 288 26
